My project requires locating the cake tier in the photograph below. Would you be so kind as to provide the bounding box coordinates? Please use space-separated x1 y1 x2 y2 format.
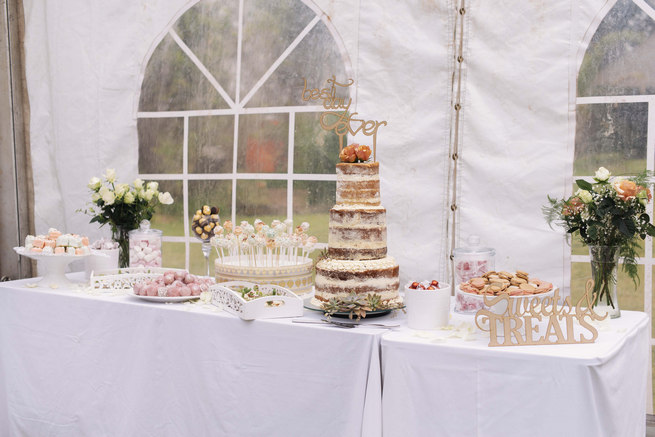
314 256 400 303
336 162 380 206
328 204 387 260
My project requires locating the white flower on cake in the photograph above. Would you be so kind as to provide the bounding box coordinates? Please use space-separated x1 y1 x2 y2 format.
593 167 611 182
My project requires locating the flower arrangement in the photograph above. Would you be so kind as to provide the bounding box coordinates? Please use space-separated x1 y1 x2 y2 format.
83 169 174 267
339 144 372 163
544 167 655 314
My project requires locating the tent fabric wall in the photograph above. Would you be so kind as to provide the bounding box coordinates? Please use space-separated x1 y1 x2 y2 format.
21 0 612 286
21 0 453 284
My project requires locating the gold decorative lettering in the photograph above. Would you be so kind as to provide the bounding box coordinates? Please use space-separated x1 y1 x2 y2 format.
475 279 605 347
302 76 387 160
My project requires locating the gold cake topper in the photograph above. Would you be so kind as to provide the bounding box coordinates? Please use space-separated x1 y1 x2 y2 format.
474 279 607 347
301 76 387 161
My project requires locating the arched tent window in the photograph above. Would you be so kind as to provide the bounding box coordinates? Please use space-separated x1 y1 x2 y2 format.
575 0 655 399
136 0 351 272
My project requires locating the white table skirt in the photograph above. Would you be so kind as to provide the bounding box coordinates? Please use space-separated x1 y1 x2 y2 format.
381 311 649 437
0 277 384 437
1 276 649 437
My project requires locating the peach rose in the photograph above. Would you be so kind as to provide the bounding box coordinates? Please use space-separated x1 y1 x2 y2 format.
355 145 372 161
339 145 357 163
614 179 637 200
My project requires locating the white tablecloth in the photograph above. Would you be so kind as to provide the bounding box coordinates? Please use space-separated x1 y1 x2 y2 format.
381 311 649 437
0 277 385 437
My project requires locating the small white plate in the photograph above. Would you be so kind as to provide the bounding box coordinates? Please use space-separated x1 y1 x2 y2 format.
127 290 200 303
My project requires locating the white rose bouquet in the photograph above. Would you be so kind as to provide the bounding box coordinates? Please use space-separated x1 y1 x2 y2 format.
83 169 174 267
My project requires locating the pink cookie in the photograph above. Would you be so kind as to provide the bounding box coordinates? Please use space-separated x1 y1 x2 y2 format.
179 286 191 297
54 247 65 254
167 286 181 297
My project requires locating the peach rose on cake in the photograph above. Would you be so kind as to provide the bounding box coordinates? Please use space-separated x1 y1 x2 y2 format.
355 145 372 161
339 145 357 163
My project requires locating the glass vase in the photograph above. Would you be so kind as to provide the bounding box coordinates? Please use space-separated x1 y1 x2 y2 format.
588 245 620 319
112 226 131 269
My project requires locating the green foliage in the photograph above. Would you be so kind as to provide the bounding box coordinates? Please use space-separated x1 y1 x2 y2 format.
544 167 655 289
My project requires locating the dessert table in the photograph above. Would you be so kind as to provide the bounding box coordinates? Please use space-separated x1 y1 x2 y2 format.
0 275 386 437
381 311 649 437
0 275 649 437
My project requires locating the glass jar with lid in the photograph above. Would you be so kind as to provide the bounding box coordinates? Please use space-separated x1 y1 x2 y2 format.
453 235 495 285
128 220 163 267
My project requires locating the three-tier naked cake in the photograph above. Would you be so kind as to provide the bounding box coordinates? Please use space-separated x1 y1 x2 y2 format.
314 146 400 304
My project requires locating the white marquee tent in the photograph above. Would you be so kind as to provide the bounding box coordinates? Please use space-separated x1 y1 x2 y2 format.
1 0 653 429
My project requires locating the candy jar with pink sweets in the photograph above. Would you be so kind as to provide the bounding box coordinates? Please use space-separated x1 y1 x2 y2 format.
128 220 163 268
453 235 495 285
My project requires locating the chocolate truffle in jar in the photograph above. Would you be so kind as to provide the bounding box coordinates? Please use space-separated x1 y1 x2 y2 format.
128 220 163 267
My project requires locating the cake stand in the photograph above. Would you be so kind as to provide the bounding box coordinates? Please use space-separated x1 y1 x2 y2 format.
14 247 90 288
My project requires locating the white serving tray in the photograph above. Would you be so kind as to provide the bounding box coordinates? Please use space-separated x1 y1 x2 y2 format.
210 280 303 320
90 267 188 292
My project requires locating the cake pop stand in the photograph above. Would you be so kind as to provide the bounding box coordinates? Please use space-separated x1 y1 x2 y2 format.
14 247 90 288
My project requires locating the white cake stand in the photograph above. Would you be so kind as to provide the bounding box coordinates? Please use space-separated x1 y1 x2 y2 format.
14 247 90 288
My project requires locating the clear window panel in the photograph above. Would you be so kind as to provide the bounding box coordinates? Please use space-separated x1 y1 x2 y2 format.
246 21 349 108
174 0 239 101
138 118 184 174
189 241 218 276
577 0 655 97
236 180 287 224
294 112 341 174
237 113 288 173
574 103 647 176
188 180 233 232
138 35 229 111
570 262 644 312
162 242 186 269
149 180 184 237
240 0 315 100
293 180 335 243
188 116 234 174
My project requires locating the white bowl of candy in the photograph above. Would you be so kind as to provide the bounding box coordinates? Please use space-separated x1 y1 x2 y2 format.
404 280 451 329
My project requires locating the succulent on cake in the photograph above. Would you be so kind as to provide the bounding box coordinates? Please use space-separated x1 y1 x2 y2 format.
339 144 372 163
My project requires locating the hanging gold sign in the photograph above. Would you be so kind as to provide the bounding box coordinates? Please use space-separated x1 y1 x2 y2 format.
301 76 387 160
474 280 607 347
